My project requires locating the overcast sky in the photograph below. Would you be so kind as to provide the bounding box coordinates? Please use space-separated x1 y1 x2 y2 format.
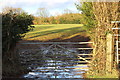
0 0 80 16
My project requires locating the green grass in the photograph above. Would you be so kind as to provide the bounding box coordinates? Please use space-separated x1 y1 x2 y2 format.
86 69 119 78
87 74 118 78
23 24 86 41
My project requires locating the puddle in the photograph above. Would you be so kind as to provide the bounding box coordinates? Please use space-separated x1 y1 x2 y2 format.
19 45 91 79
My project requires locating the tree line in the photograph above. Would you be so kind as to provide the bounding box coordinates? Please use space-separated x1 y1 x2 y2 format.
33 8 82 24
33 13 82 24
2 7 83 25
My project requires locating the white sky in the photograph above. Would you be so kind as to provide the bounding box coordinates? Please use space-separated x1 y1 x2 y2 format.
0 0 80 16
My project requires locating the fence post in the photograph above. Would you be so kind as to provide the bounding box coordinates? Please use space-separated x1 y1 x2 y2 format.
106 33 114 72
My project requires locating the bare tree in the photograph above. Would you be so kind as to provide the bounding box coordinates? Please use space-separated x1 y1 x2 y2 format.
64 9 73 14
2 7 24 14
36 8 50 18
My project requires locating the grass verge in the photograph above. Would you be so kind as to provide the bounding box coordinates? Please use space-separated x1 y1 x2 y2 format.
86 69 119 78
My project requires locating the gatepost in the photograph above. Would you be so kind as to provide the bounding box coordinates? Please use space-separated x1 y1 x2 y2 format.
106 33 114 73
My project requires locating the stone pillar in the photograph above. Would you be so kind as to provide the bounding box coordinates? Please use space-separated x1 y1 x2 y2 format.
106 33 114 72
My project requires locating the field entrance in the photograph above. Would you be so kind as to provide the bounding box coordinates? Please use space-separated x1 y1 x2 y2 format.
18 42 93 78
17 24 93 78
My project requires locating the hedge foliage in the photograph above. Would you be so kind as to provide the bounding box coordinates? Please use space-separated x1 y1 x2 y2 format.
2 10 34 55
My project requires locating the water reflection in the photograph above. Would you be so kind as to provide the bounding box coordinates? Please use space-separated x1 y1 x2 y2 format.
19 45 90 79
24 60 88 78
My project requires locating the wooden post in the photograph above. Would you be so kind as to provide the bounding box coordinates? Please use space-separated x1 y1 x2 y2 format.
106 33 114 72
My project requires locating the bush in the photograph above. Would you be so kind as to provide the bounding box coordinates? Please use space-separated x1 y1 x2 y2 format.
2 10 34 55
2 8 34 77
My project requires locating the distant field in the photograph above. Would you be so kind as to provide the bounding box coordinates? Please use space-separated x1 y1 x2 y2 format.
23 24 88 41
